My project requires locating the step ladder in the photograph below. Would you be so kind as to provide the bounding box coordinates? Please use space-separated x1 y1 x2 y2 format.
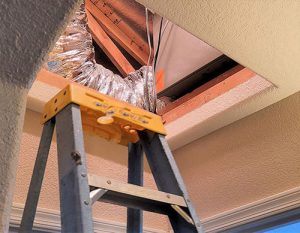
19 84 204 233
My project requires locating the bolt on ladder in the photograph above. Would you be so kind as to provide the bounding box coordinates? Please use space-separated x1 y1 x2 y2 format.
19 84 204 233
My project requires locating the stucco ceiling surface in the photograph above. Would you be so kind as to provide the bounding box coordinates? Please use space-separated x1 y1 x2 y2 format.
136 0 300 148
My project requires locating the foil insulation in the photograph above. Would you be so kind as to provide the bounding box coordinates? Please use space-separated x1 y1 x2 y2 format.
45 4 156 112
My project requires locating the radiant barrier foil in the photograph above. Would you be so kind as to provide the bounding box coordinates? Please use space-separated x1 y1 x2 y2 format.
45 4 157 112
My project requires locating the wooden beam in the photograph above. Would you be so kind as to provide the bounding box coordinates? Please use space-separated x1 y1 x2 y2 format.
86 0 149 65
98 0 153 35
36 68 71 89
160 66 256 123
86 10 135 77
93 0 151 56
88 174 187 207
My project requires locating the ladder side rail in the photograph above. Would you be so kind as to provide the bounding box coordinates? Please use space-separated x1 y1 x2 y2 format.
127 142 144 233
19 119 55 233
56 104 94 233
138 131 204 233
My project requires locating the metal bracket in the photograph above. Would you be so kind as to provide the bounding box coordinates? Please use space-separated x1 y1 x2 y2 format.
171 205 194 225
90 188 108 205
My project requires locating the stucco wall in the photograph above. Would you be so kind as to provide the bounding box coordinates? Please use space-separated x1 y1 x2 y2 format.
0 1 82 231
15 90 300 231
174 91 300 220
14 109 169 231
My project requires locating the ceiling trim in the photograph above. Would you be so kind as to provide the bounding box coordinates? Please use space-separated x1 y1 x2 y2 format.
10 203 165 233
201 186 300 233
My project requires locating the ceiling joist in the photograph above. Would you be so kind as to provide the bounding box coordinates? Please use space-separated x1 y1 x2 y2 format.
86 10 135 76
86 0 150 65
93 0 150 54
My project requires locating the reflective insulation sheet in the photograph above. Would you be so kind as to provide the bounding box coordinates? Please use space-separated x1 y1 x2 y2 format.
45 4 156 112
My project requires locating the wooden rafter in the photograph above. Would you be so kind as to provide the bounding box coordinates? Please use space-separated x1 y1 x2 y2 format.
93 0 150 54
96 0 153 35
86 0 150 65
86 10 135 77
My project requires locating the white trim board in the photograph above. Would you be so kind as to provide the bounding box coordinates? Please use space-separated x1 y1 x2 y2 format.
10 203 166 233
201 186 300 233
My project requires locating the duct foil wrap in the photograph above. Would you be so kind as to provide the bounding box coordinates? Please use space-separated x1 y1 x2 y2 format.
45 4 156 112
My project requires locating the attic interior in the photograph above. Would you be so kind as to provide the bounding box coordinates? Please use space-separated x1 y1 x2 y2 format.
1 1 300 233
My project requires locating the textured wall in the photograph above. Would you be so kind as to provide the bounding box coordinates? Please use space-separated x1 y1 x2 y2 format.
14 109 169 231
0 1 81 231
0 0 81 88
174 91 300 220
0 82 28 233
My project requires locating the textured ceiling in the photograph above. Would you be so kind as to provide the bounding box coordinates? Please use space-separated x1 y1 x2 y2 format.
137 0 300 148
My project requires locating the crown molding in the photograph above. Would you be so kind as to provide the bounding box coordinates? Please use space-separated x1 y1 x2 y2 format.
10 203 166 233
202 187 300 233
11 187 300 232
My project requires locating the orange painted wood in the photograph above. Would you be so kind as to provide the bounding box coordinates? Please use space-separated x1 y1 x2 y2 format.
36 68 71 89
36 68 92 90
94 0 151 58
86 10 135 77
96 0 153 35
160 66 256 123
156 69 165 92
86 0 149 65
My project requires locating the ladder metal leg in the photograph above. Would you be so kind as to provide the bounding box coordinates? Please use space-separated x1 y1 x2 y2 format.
56 104 93 233
138 131 204 233
19 119 55 233
127 142 144 233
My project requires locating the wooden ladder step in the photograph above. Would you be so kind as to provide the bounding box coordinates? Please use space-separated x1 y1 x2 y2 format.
88 174 187 215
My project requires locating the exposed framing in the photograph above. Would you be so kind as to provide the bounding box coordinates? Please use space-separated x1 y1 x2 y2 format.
86 10 135 77
35 65 256 125
158 65 256 123
86 0 150 65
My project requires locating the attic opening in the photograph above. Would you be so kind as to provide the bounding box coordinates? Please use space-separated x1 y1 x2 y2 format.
42 0 272 124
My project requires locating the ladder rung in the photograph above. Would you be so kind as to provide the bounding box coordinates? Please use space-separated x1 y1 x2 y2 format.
88 174 187 215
